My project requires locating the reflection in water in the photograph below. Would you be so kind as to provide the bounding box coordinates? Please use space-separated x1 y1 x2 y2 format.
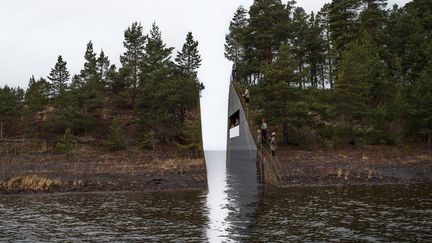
1 152 432 241
249 185 432 242
205 150 261 242
0 191 207 241
205 151 230 242
225 150 261 242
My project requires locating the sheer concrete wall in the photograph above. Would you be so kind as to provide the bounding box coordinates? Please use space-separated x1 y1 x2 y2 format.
226 83 259 184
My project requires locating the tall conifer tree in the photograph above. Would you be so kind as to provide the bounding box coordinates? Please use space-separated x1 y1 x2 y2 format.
176 32 202 78
48 55 70 97
120 22 147 105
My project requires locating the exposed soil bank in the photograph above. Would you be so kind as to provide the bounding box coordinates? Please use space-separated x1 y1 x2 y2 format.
0 149 206 195
275 145 432 187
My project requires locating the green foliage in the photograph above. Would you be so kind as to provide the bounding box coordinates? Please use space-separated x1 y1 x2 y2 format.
43 108 101 136
225 6 248 63
97 50 111 85
2 21 203 154
368 130 397 145
133 23 201 145
119 22 147 105
48 55 70 98
0 86 24 121
105 117 126 151
328 0 361 62
335 31 388 125
136 68 200 142
143 23 174 74
177 117 202 156
253 44 315 145
406 51 432 147
141 130 156 150
176 32 202 78
80 41 98 82
317 124 334 140
226 0 432 148
73 41 106 113
55 128 74 153
25 76 50 113
248 0 289 64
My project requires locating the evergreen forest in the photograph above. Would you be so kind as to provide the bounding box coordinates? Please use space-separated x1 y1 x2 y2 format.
225 0 432 149
0 22 203 154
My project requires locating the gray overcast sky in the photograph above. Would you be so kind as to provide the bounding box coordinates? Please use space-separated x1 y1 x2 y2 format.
0 0 411 150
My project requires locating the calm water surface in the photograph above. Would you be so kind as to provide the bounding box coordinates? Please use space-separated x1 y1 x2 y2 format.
1 152 431 242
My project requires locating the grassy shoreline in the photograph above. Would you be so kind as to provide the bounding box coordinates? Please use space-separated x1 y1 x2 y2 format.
274 145 432 186
0 146 206 195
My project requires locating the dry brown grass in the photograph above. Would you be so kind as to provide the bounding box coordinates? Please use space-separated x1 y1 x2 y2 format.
0 175 61 193
90 157 204 176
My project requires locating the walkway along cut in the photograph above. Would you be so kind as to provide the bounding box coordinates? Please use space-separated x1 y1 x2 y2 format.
226 83 281 186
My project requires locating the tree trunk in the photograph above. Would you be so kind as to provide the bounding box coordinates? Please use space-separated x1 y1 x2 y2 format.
0 121 3 140
283 121 289 146
266 48 273 64
299 65 303 89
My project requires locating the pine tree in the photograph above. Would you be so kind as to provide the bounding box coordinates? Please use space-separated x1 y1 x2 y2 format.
142 22 174 74
80 41 98 82
137 69 200 144
335 31 384 124
176 32 202 78
291 7 310 88
105 116 126 151
306 12 326 89
317 4 337 88
105 64 119 92
359 0 389 63
136 24 193 144
408 50 432 149
387 0 431 84
48 55 70 97
263 43 299 87
97 50 111 85
25 76 50 113
119 22 147 105
225 6 251 84
248 0 289 65
76 41 105 113
328 0 362 64
258 44 309 145
0 86 24 140
359 0 388 39
56 128 74 153
224 6 248 63
177 117 202 158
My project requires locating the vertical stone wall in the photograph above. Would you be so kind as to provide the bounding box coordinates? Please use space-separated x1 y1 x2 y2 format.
226 83 259 183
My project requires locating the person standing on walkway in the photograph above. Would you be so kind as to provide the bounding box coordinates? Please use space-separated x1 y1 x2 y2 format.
270 132 276 157
261 119 268 144
243 88 250 106
232 63 237 82
257 130 262 145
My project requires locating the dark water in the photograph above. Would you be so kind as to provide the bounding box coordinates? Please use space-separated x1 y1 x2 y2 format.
1 152 431 242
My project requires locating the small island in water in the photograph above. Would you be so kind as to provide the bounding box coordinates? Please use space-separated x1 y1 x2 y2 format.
0 23 206 194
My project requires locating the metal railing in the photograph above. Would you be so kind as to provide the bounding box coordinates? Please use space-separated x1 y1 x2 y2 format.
231 82 282 186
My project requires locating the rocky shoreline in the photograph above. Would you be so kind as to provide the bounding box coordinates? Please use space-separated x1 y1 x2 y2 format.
2 145 432 195
276 145 432 187
0 149 207 195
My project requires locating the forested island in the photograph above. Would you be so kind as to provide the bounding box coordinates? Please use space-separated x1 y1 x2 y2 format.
227 0 432 186
0 22 206 194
